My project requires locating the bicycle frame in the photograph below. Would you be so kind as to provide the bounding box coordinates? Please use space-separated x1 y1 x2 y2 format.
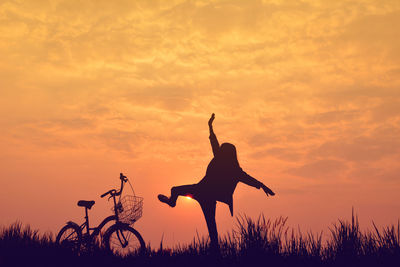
77 176 128 242
78 215 114 235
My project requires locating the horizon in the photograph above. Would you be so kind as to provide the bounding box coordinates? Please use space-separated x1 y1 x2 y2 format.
0 0 399 247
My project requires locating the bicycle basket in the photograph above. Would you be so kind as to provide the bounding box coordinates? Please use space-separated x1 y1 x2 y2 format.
112 195 143 225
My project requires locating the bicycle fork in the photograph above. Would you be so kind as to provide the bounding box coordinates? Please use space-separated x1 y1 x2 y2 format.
116 229 129 248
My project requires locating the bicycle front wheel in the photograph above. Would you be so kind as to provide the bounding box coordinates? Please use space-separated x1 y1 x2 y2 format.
104 224 145 256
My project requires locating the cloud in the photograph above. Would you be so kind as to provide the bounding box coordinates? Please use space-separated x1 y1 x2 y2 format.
337 10 400 61
287 159 348 179
313 135 400 163
250 146 303 162
120 85 195 111
306 110 361 125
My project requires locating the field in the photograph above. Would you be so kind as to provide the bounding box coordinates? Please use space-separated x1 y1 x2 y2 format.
1 212 399 267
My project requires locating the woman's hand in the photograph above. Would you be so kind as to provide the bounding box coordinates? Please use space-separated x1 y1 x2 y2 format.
208 113 215 127
261 184 275 197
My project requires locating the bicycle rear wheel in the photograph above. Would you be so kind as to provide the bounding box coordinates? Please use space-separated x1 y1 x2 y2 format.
56 223 82 251
104 224 145 256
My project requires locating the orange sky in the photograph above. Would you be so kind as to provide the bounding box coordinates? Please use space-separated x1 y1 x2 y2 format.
1 0 399 247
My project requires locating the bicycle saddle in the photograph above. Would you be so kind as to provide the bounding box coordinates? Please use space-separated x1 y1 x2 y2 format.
77 200 95 209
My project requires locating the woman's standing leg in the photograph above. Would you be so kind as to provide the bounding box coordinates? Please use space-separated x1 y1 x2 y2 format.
199 200 219 254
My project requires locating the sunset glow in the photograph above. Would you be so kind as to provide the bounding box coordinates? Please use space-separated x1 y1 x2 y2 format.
0 0 399 247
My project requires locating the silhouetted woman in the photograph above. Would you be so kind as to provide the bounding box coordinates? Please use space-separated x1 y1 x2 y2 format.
158 113 275 252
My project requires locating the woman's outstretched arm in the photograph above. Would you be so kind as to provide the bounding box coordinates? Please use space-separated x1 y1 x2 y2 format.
208 113 220 156
238 169 275 196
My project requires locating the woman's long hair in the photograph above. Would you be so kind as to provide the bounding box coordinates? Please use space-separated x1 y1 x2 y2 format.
217 143 240 169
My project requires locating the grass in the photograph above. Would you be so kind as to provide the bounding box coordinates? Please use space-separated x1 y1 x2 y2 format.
1 211 399 266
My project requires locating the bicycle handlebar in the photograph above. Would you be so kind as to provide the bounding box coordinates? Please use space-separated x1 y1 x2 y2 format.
101 189 114 198
100 173 128 198
120 173 128 182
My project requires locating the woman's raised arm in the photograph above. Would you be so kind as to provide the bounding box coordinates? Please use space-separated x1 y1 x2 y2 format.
208 113 220 156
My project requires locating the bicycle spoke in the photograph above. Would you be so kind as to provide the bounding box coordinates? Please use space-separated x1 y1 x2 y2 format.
63 230 77 241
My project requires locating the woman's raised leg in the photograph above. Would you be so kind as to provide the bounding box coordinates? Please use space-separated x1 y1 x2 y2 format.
158 184 197 207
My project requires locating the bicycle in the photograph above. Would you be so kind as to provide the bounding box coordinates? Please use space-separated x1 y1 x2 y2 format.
56 173 145 256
